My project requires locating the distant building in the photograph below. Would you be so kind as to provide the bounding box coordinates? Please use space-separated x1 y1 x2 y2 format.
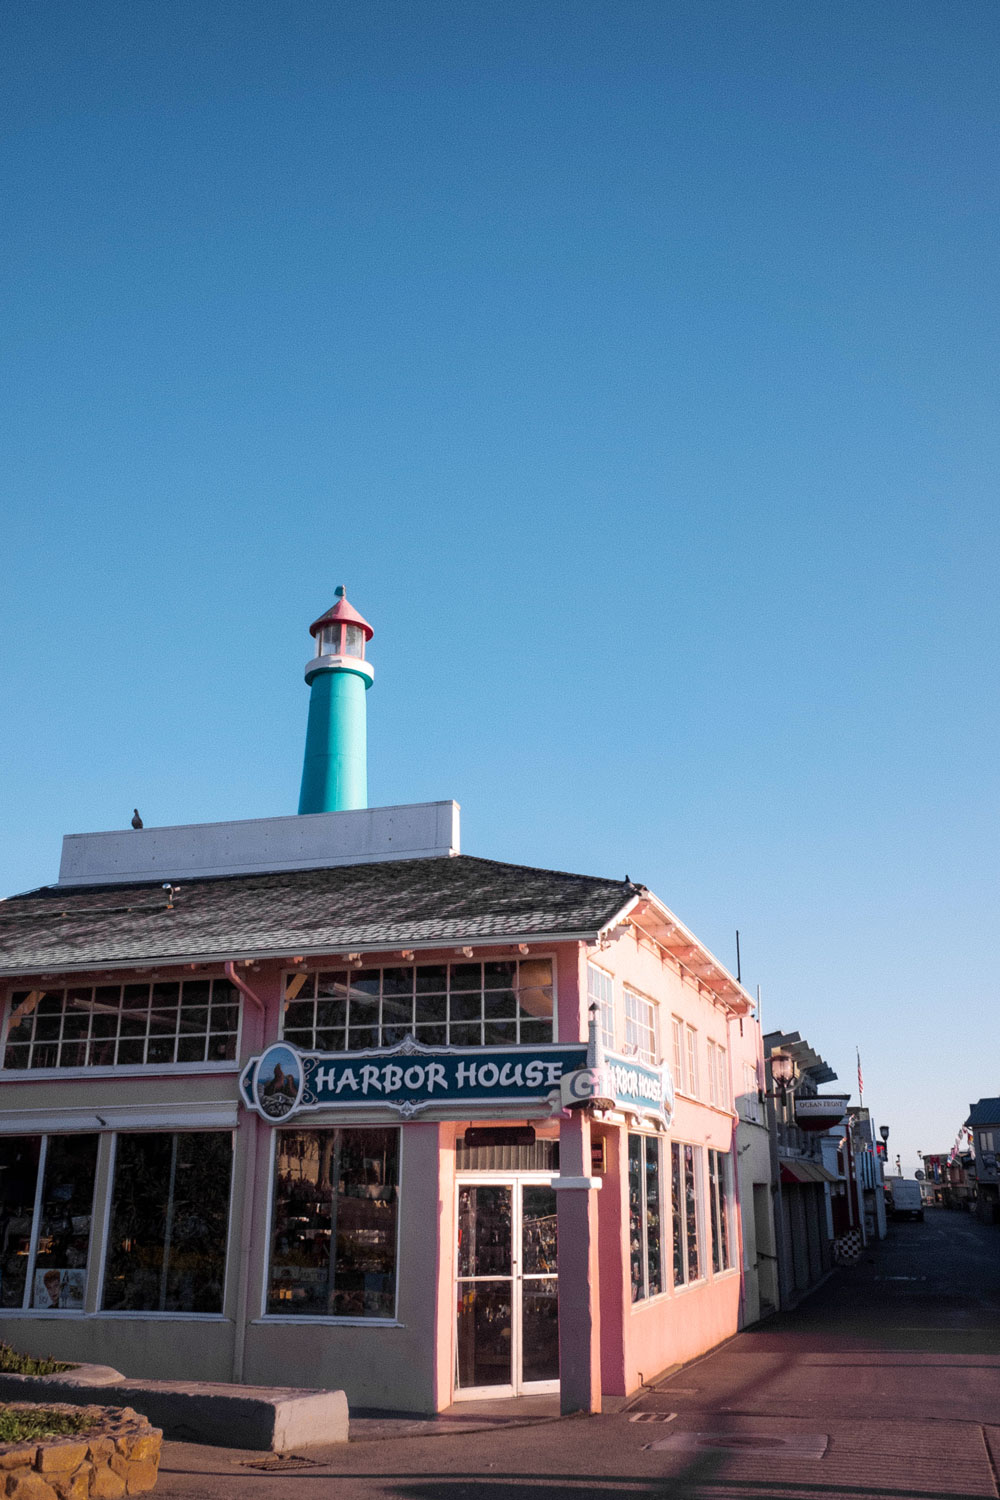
967 1099 1000 1224
763 1032 843 1307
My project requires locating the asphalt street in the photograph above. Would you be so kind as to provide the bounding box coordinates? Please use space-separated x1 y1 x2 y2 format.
155 1207 1000 1499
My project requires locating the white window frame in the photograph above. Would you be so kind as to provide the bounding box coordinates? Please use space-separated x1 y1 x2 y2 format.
671 1017 685 1093
587 963 615 1054
671 1140 704 1289
708 1148 736 1275
742 1062 761 1124
706 1040 718 1106
716 1045 729 1110
623 987 658 1065
1 979 244 1080
280 957 559 1050
628 1131 667 1305
685 1026 699 1098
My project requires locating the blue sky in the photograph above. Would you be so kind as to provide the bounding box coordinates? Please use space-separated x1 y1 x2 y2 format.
3 1 998 1174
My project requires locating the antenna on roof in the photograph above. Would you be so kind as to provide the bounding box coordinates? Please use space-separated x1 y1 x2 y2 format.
735 929 741 984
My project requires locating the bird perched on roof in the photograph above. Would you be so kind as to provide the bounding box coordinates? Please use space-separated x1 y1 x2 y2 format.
131 809 143 829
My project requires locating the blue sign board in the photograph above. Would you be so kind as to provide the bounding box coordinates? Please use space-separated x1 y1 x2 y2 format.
240 1036 589 1121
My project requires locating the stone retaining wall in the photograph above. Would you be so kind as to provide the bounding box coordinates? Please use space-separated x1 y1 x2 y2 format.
0 1404 161 1499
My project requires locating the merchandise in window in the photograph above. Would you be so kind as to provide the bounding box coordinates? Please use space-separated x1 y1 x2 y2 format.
587 964 615 1054
102 1132 232 1313
283 960 554 1051
0 1135 98 1310
628 1134 665 1302
671 1141 702 1285
267 1127 399 1319
3 979 238 1071
708 1149 734 1273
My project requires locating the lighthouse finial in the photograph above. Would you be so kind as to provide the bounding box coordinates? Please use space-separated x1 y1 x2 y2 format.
335 584 346 598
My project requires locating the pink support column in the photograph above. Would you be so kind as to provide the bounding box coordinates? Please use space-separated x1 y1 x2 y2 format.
555 1109 602 1415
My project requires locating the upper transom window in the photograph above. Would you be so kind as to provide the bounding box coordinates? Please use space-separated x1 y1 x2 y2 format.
283 959 554 1051
3 978 239 1071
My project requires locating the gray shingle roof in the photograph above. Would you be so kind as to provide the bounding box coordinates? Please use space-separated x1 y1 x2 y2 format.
967 1098 1000 1127
0 856 636 976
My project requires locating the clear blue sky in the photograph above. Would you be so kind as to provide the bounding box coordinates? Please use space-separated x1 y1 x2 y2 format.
3 1 998 1176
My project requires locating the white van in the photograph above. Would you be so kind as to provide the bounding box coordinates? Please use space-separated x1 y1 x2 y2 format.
887 1178 924 1221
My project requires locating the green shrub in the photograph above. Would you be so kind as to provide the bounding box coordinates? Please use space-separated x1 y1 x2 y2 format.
0 1344 73 1377
0 1406 93 1444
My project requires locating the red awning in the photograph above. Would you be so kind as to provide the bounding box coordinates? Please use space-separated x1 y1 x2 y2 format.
780 1159 839 1185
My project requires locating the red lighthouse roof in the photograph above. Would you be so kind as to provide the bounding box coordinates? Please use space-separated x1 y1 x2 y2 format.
308 586 374 642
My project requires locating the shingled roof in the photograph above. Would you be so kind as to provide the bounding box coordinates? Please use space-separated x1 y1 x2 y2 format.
967 1098 1000 1128
0 856 637 977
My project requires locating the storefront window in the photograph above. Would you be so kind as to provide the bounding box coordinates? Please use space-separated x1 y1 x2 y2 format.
267 1127 399 1319
708 1148 734 1272
0 1135 98 1310
628 1133 665 1302
3 979 238 1071
102 1132 232 1313
672 1141 702 1286
282 960 554 1052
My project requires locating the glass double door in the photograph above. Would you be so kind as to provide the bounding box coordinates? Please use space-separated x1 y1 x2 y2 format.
455 1178 559 1397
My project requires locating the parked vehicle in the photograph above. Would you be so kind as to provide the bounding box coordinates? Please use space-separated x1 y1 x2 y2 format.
886 1178 924 1221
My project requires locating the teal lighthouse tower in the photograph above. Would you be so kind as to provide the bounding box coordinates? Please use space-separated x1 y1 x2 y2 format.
298 587 375 813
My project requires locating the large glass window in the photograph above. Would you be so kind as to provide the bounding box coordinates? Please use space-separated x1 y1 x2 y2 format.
283 960 554 1051
671 1141 702 1286
708 1149 734 1273
628 1134 665 1302
0 1135 98 1310
267 1127 399 1319
587 964 614 1053
4 979 239 1072
102 1132 232 1313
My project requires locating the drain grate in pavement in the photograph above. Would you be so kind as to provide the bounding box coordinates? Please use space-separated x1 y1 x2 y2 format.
629 1412 677 1423
647 1430 828 1459
238 1455 320 1471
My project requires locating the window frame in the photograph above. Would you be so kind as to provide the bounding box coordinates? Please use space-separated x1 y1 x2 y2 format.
280 957 558 1052
0 1133 100 1315
623 987 658 1066
587 963 615 1055
1 978 243 1080
628 1131 668 1306
99 1128 235 1319
671 1017 685 1093
684 1026 699 1099
708 1148 736 1275
259 1125 403 1326
671 1140 704 1289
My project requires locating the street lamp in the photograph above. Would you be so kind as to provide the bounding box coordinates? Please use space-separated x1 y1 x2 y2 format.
770 1052 795 1097
879 1125 890 1144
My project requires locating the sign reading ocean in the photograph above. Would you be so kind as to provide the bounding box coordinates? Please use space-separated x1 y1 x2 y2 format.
240 1036 589 1121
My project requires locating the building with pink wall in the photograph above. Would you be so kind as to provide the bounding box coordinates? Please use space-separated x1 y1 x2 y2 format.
0 596 775 1414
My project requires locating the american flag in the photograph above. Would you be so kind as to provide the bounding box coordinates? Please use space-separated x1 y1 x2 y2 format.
856 1048 863 1103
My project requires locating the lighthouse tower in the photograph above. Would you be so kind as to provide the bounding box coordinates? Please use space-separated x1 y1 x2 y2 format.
298 587 374 814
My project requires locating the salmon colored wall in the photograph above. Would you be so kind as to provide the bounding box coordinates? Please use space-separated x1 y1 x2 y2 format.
589 927 760 1396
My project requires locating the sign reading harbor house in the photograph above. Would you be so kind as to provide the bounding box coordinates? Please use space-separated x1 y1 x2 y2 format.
240 1036 589 1121
241 1036 675 1127
560 1052 675 1129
